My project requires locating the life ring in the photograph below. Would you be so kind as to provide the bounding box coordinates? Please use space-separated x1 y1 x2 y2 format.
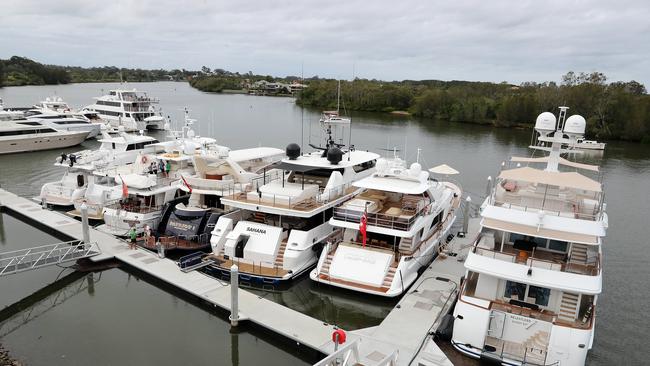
141 155 149 164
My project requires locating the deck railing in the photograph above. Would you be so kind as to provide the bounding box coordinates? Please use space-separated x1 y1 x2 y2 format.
225 172 354 211
472 238 600 276
332 202 430 232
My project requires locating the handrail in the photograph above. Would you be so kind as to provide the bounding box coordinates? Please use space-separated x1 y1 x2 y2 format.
313 338 362 366
333 201 432 232
472 240 600 276
104 201 165 214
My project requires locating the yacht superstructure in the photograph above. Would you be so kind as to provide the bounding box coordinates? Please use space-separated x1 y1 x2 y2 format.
83 89 166 132
451 108 607 366
39 132 161 207
309 155 461 297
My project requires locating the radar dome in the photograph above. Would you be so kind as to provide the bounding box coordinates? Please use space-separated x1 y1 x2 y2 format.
285 143 300 160
409 162 422 177
535 112 557 135
375 158 388 172
327 147 343 165
564 115 586 136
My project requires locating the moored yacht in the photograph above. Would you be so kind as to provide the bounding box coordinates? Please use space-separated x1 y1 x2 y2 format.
0 120 88 154
39 131 161 208
207 124 379 283
451 107 607 366
95 152 195 236
24 109 101 139
33 96 109 132
83 88 166 132
309 154 461 297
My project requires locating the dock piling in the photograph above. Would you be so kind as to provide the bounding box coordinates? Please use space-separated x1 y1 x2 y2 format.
462 196 471 234
80 202 90 244
230 264 239 327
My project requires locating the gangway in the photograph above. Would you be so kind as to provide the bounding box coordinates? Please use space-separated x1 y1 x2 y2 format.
0 240 100 277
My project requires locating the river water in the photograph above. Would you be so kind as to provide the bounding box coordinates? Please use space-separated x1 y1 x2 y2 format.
0 82 648 365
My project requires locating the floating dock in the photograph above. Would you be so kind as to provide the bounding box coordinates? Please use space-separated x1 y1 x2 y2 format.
0 187 479 365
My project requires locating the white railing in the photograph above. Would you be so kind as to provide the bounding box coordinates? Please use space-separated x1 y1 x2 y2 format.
313 339 361 366
0 240 99 276
226 173 353 210
333 202 431 232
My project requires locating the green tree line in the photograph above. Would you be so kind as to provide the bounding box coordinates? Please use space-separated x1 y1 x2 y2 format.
0 56 195 87
297 74 650 142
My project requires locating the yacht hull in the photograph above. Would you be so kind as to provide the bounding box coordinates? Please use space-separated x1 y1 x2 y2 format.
0 131 88 155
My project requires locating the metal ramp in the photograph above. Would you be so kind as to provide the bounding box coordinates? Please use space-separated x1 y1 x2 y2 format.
0 240 100 277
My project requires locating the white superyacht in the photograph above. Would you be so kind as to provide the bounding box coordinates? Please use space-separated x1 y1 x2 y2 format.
208 126 379 283
83 88 166 132
310 154 461 297
451 107 607 366
0 119 88 154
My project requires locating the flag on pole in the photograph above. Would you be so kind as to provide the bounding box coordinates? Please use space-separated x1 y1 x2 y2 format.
359 206 368 247
181 175 193 194
119 174 128 198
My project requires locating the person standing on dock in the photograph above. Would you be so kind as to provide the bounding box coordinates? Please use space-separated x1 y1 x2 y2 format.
158 159 165 177
128 226 137 249
165 160 171 178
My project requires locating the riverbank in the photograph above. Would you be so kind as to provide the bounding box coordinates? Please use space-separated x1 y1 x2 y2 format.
0 344 21 366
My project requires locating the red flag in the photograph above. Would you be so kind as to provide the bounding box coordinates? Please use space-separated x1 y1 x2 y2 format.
119 174 128 198
359 209 368 247
181 175 193 194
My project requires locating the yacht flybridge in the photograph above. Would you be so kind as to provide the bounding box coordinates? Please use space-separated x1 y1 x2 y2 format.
208 121 379 283
452 107 607 366
310 154 461 297
83 89 167 132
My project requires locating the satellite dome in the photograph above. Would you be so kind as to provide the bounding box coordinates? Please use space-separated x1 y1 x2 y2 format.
375 158 388 172
564 115 586 136
535 112 557 133
285 143 300 160
327 147 343 165
409 162 422 177
186 128 195 138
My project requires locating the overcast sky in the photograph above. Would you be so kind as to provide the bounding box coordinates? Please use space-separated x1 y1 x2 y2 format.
1 0 649 85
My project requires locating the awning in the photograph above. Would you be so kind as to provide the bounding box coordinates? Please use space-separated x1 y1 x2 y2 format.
482 217 599 245
510 156 599 172
498 166 601 192
429 164 459 175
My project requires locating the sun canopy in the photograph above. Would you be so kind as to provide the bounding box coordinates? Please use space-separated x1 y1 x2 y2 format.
429 164 459 175
510 156 599 172
498 166 601 192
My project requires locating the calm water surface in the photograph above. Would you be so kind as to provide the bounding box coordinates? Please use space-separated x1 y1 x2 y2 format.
0 82 648 365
